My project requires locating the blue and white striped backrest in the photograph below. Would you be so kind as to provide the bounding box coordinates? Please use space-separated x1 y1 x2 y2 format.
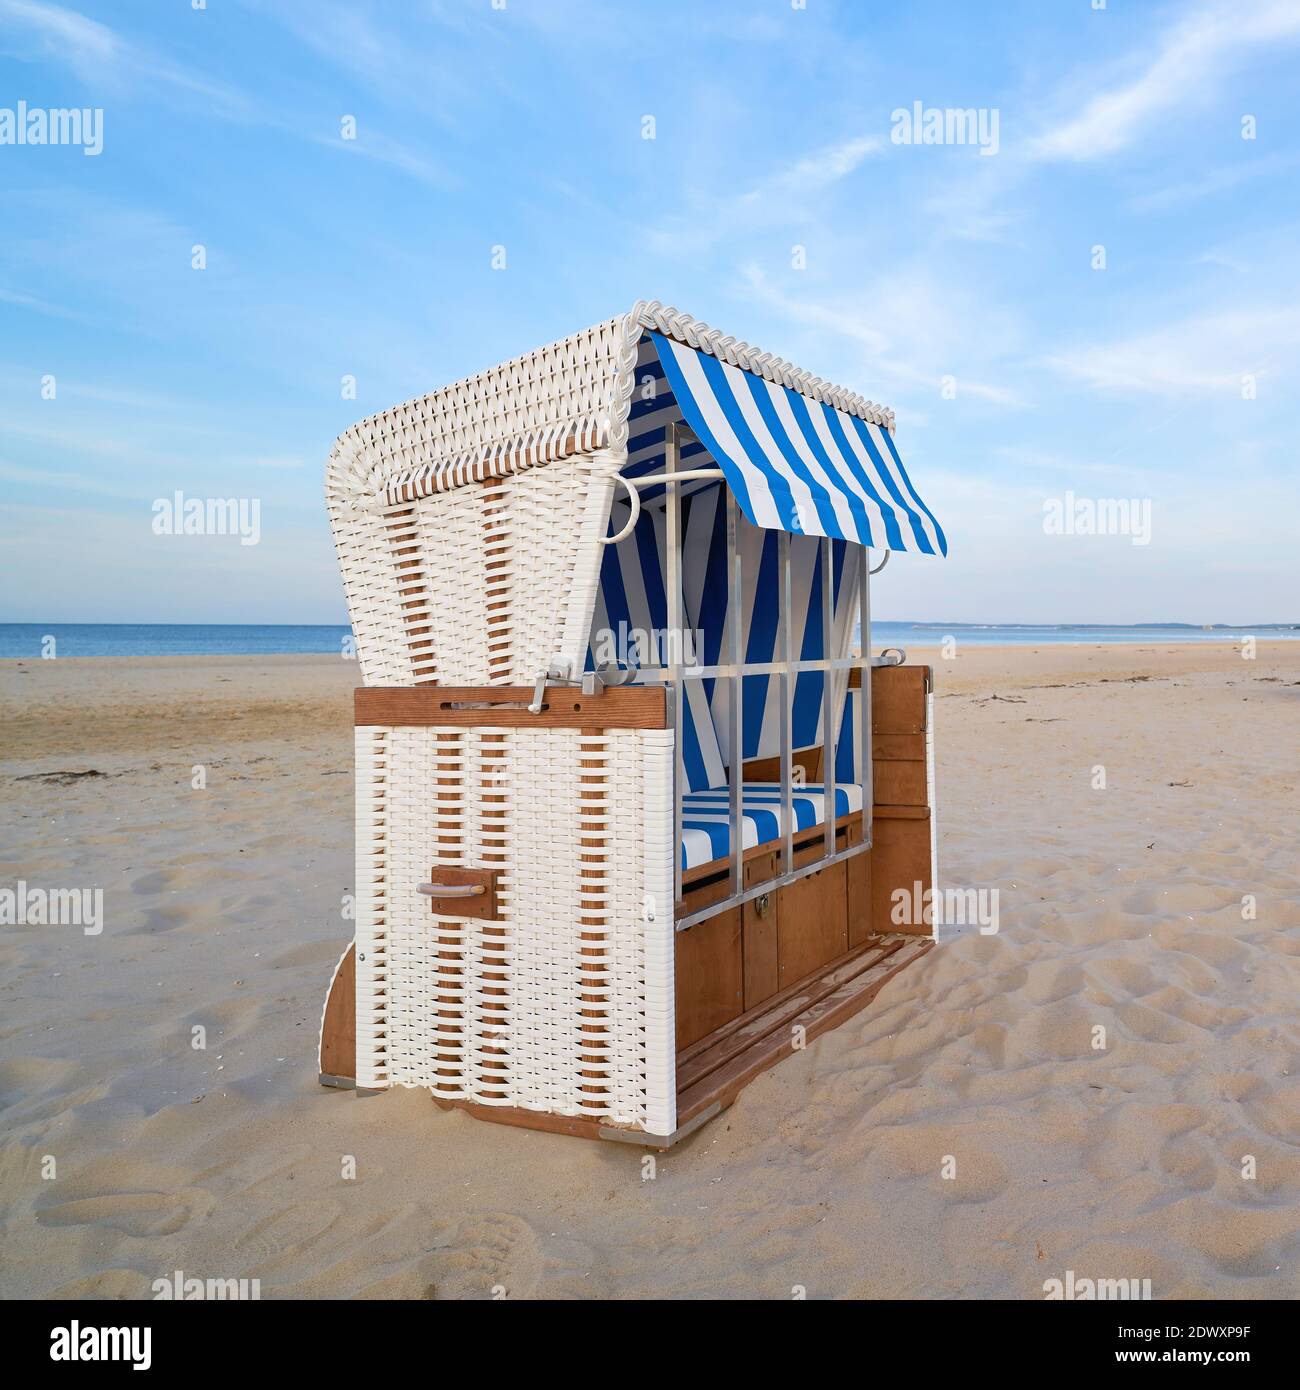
589 493 726 793
684 512 858 766
835 685 864 785
591 484 860 783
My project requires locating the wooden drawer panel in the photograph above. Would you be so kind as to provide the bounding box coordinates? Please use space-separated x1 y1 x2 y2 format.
675 907 744 1050
777 861 848 987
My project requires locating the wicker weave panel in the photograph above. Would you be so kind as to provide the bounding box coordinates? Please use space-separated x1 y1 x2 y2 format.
354 722 676 1133
356 452 619 686
354 726 391 1087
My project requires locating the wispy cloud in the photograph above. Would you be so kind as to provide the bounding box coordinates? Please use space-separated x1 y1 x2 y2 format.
0 457 151 501
0 0 116 78
0 285 91 322
740 263 1027 410
0 0 449 182
1028 0 1300 162
306 127 451 187
1048 305 1300 395
1129 152 1297 213
646 134 884 255
779 135 884 189
0 0 253 117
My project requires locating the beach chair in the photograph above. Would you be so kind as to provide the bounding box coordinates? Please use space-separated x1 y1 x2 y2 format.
318 302 947 1146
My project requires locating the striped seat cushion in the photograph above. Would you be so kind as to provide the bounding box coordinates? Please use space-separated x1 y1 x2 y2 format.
680 780 864 871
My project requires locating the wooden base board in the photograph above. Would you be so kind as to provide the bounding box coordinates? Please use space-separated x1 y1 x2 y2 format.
431 1096 640 1142
676 933 933 1128
428 1095 721 1151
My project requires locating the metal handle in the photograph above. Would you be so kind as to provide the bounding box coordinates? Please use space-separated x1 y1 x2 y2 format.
417 882 485 898
602 474 641 545
600 469 727 546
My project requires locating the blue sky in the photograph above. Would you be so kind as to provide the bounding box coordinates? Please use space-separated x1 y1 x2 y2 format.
1 0 1297 624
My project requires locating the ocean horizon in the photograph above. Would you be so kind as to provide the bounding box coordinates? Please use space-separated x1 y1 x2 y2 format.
1 621 1296 660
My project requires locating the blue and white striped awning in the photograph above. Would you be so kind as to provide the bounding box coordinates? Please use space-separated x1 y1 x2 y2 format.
650 330 947 556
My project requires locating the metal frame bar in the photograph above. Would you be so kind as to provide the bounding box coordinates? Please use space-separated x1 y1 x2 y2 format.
726 487 744 899
859 544 873 848
666 422 684 909
633 657 864 679
821 535 837 858
777 529 794 876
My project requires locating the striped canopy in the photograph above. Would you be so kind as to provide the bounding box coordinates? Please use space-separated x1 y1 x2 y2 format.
649 330 947 556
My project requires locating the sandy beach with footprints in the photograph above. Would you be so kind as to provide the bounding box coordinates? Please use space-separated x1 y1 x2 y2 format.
1 641 1297 1300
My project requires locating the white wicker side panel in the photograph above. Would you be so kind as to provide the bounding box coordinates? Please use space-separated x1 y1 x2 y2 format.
358 722 676 1133
638 728 677 1135
333 508 419 686
554 449 621 681
362 452 619 686
354 727 391 1087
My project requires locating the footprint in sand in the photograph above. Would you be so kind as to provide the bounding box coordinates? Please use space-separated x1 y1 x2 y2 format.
302 1209 544 1300
1083 1102 1210 1182
0 1056 82 1108
129 868 182 896
134 900 194 934
47 1269 155 1299
234 1200 345 1267
1158 1136 1218 1192
371 1212 544 1300
4 1082 110 1129
36 1189 209 1238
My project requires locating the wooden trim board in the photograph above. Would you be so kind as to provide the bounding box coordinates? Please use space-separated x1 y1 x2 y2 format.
355 684 668 730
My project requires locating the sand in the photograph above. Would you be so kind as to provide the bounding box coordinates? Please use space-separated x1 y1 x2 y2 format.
1 642 1297 1300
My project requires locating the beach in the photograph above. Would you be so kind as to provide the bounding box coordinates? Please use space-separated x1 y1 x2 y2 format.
1 641 1297 1300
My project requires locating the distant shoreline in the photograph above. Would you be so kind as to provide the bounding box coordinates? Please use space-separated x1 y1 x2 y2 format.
1 620 1297 661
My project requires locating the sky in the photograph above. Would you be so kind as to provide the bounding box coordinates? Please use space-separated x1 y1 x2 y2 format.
0 0 1297 625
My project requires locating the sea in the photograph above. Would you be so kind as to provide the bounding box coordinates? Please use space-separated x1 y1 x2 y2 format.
1 622 1295 660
